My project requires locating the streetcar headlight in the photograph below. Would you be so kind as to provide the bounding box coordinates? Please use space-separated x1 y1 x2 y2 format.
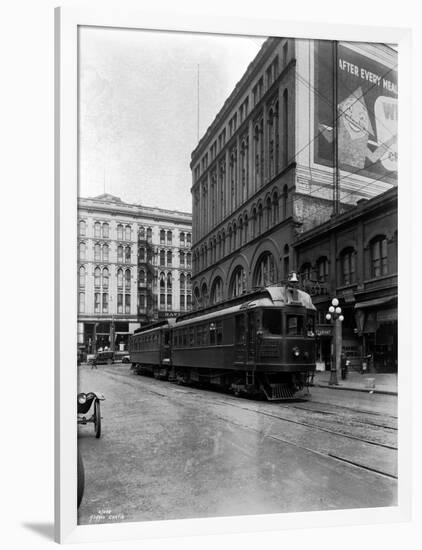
78 393 87 404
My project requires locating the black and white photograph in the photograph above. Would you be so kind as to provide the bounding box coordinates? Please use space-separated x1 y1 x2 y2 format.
76 25 399 526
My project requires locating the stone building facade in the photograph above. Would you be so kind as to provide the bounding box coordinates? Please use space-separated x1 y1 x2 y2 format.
77 194 192 354
293 187 397 373
189 38 397 313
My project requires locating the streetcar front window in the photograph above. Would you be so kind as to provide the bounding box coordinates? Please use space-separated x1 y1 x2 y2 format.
286 314 304 336
262 310 282 335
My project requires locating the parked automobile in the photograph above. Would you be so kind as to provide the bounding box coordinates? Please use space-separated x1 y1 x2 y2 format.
93 351 115 365
86 354 96 365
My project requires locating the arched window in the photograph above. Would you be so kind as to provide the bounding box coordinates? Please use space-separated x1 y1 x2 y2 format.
94 292 100 314
300 263 312 282
179 251 185 266
180 232 185 245
79 242 86 261
94 267 101 288
117 245 123 263
79 266 85 288
139 269 145 284
238 218 243 247
317 257 329 283
102 267 109 289
139 226 145 238
79 292 85 313
210 276 224 304
167 250 172 266
283 89 288 166
167 273 172 289
370 236 388 277
180 273 185 290
117 224 123 240
117 268 123 288
125 294 130 314
147 227 152 240
102 293 109 313
167 230 172 244
272 191 279 224
257 203 263 234
266 197 272 230
125 269 131 289
102 223 109 238
160 250 165 266
244 214 248 244
233 223 237 250
79 220 86 236
282 185 288 219
125 225 131 241
160 229 165 244
125 246 131 263
94 222 101 238
221 232 226 257
283 245 290 279
228 226 232 254
94 243 101 262
194 286 201 307
187 274 191 290
102 244 109 262
229 266 246 298
139 247 145 261
187 233 191 245
340 248 356 285
201 282 208 305
251 208 257 239
253 252 276 287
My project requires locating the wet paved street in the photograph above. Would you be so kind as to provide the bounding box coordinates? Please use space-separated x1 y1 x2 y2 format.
77 364 397 525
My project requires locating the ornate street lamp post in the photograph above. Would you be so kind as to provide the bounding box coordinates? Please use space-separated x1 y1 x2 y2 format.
325 298 344 385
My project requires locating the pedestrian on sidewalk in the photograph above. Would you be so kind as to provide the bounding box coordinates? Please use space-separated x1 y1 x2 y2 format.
341 352 349 380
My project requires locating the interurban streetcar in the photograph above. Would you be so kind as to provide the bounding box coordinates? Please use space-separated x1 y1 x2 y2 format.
129 283 317 401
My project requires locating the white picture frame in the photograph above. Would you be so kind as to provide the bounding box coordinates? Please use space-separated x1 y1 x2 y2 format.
55 5 412 544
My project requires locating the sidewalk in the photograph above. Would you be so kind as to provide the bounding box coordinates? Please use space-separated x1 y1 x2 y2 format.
312 370 398 395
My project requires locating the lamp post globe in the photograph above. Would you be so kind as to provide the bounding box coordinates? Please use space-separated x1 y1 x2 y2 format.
335 307 342 314
339 315 344 322
326 313 332 321
332 298 339 307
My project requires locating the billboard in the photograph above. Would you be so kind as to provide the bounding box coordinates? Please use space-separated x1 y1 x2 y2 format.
314 41 397 182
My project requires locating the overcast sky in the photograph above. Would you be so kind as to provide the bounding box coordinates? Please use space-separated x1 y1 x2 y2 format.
78 27 266 213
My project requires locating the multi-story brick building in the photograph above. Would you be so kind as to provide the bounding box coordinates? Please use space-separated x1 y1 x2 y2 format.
293 187 397 373
190 38 397 310
77 193 192 355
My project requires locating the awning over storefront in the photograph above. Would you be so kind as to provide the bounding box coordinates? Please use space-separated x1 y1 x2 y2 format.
354 295 397 309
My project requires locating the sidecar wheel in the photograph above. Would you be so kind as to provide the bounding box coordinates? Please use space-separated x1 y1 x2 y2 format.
77 448 85 508
94 400 101 438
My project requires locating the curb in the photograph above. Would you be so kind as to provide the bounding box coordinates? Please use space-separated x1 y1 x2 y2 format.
313 383 397 396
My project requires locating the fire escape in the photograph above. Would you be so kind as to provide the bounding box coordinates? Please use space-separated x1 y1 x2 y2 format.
137 230 157 324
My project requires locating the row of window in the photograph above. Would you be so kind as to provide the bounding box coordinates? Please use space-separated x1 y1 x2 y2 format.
79 221 133 241
78 242 132 263
298 236 389 287
194 95 289 239
79 222 192 246
173 321 224 347
79 266 132 290
194 43 289 182
78 292 131 314
194 186 288 274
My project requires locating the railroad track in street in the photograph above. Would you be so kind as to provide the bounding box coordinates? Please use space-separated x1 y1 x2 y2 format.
100 366 398 479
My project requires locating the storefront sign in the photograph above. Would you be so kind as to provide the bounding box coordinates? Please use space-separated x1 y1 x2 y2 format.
158 311 181 319
316 324 333 337
377 308 397 322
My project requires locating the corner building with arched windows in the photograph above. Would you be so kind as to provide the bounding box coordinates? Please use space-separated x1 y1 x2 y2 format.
190 37 397 333
191 38 398 374
77 194 192 357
